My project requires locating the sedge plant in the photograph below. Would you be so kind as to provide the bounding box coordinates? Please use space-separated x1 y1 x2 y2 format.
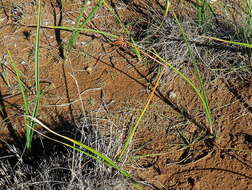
8 0 42 150
172 11 213 133
26 0 42 150
143 48 213 133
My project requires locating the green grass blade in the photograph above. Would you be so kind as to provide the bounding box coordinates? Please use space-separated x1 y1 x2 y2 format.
172 12 213 132
26 0 42 149
45 25 119 39
7 51 31 129
193 0 216 26
130 37 142 61
158 0 171 28
66 0 88 50
201 35 252 48
164 0 171 19
67 0 105 51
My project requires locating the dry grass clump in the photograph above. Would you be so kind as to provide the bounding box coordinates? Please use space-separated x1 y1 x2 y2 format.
0 115 130 190
131 4 252 85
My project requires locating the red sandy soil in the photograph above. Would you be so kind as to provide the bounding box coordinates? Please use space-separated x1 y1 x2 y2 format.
0 1 252 189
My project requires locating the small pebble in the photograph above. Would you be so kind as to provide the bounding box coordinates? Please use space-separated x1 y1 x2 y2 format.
168 91 176 99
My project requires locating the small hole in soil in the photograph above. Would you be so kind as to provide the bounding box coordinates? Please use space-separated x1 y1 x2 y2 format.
23 30 31 40
220 153 225 159
244 134 252 144
187 177 195 186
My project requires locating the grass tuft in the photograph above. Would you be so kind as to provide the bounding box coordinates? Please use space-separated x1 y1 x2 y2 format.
0 115 136 189
26 116 143 189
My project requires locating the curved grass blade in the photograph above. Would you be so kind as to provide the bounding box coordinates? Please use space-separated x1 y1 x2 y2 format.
152 49 212 132
138 48 210 132
7 51 31 132
172 11 213 133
